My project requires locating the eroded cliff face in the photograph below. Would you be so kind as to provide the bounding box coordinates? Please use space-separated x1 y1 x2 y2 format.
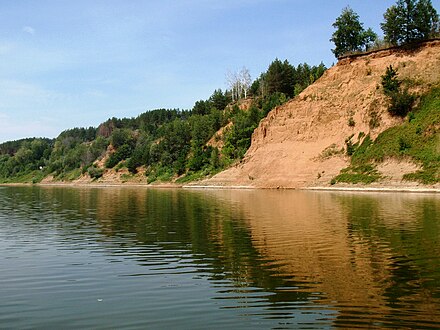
205 40 440 188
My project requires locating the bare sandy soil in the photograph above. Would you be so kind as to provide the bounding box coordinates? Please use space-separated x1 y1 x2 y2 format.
25 41 440 193
200 40 440 189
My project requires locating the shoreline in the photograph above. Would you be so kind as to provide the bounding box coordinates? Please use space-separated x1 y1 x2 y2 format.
1 181 439 194
304 186 440 194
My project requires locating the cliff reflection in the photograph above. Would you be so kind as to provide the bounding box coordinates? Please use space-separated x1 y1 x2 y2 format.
5 186 439 328
209 189 440 327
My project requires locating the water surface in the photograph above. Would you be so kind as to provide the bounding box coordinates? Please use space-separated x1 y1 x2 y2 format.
0 186 439 329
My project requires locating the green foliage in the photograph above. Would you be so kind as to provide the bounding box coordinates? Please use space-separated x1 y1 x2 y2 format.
381 65 401 95
192 100 210 116
398 136 412 152
331 6 377 58
369 110 382 129
158 119 191 169
223 105 261 160
293 62 327 95
0 138 53 182
265 59 296 97
259 60 326 98
58 127 96 142
319 144 345 159
345 134 361 156
210 147 220 169
105 144 133 168
0 54 325 185
341 87 440 184
348 116 356 127
209 89 230 111
260 92 287 117
334 164 382 184
110 128 134 149
388 88 416 117
192 89 230 115
146 166 173 183
87 165 104 179
381 0 439 45
136 109 188 135
381 65 415 117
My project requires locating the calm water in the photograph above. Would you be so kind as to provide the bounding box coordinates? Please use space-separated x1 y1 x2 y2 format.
0 186 439 329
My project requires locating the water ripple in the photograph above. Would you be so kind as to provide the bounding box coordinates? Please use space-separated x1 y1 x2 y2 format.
0 187 439 329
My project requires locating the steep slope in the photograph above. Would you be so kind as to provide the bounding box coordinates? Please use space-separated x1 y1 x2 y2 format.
205 40 440 188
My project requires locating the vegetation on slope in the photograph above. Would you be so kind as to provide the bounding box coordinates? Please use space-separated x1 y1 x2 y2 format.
1 0 438 186
333 87 440 184
0 59 326 184
331 0 439 58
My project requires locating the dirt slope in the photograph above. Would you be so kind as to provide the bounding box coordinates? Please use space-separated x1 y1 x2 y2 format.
203 40 440 188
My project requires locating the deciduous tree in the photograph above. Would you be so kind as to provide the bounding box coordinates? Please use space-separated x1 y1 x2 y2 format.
381 0 439 45
331 7 377 58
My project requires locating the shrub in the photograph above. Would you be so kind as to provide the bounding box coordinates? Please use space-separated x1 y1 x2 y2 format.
398 136 411 153
369 110 381 129
381 65 415 117
345 135 356 156
388 89 416 117
105 144 133 168
333 163 381 184
88 166 104 179
381 65 400 96
348 116 355 127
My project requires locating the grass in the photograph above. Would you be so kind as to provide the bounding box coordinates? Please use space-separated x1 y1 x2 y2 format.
0 170 45 184
333 164 382 184
120 173 133 182
319 144 345 159
333 87 440 184
175 167 221 184
54 168 82 181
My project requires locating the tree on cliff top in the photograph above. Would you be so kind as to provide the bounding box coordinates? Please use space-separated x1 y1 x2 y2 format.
331 7 377 58
381 0 439 45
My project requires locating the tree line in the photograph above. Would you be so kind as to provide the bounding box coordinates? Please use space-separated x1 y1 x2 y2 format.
0 57 326 183
331 0 439 58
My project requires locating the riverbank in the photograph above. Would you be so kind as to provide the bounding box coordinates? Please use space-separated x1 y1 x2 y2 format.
305 186 440 194
2 181 439 194
0 182 182 189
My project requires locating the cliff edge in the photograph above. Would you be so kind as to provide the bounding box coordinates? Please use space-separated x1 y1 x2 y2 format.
203 40 440 188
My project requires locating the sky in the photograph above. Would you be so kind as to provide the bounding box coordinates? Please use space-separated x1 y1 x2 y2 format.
1 0 438 143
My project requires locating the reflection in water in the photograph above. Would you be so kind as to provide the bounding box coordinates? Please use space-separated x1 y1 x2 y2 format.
222 190 440 328
0 186 439 329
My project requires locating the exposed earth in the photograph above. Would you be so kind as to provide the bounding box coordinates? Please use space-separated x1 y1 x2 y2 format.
198 40 440 189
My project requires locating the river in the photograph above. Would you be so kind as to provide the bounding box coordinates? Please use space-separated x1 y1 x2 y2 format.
0 186 439 329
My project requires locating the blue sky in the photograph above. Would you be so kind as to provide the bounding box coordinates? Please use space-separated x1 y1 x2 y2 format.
1 0 436 142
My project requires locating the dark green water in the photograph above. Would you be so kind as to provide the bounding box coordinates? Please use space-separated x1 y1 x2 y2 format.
0 186 439 329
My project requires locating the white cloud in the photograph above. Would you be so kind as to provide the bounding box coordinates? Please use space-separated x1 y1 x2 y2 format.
22 26 35 35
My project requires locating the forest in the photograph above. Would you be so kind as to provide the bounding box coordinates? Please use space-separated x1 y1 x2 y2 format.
1 0 438 184
0 59 326 183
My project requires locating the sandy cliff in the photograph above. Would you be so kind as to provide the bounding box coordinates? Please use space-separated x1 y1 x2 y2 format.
203 40 440 188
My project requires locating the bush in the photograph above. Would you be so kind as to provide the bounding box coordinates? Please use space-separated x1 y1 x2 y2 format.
381 65 400 96
345 134 358 156
105 144 133 168
348 116 355 127
333 164 381 184
398 136 411 153
381 65 415 117
88 166 104 179
388 89 416 117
